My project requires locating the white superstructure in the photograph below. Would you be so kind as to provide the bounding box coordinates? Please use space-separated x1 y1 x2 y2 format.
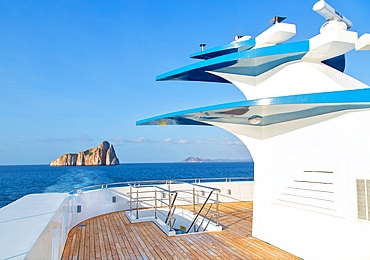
138 1 370 259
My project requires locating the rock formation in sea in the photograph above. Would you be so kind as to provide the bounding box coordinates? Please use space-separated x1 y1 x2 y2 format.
50 141 120 166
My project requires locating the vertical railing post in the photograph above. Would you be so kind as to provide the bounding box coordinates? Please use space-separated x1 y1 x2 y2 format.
154 188 158 219
216 189 220 226
136 187 139 219
130 186 132 212
169 191 173 231
192 184 195 213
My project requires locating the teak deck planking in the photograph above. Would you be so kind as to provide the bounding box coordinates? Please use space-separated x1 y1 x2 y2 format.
62 202 300 260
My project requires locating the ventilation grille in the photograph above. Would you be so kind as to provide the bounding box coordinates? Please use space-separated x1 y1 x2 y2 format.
356 179 370 221
277 170 336 212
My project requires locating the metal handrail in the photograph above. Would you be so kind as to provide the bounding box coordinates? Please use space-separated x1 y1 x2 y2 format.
167 192 178 231
203 212 215 232
196 203 214 232
128 184 177 207
68 176 253 194
74 178 229 235
192 183 221 191
165 193 178 225
186 190 214 233
128 183 219 234
128 183 179 230
186 187 221 233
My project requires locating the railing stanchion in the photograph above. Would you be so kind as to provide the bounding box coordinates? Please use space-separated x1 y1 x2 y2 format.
130 186 132 212
136 187 139 219
216 189 220 226
192 185 195 213
155 188 158 219
169 191 173 231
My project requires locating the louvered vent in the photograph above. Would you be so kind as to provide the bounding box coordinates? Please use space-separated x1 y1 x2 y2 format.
356 179 370 221
276 170 336 213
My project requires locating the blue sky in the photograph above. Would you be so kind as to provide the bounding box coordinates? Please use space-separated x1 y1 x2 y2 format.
0 0 369 165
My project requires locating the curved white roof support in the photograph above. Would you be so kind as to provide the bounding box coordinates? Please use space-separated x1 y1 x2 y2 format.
209 60 368 100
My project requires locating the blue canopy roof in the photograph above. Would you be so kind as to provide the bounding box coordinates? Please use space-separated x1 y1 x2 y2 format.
137 88 370 127
156 41 309 83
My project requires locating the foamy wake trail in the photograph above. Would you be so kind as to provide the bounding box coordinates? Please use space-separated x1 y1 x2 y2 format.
44 167 113 193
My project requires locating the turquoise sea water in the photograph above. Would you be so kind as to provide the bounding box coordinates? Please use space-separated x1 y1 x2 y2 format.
0 162 253 208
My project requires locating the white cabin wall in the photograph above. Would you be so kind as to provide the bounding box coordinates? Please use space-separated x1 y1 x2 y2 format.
235 110 370 259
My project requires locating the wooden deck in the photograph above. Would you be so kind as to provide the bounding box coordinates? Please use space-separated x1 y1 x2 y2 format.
62 202 300 259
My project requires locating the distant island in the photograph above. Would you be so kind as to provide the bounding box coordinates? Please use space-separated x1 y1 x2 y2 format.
181 156 250 163
50 141 119 166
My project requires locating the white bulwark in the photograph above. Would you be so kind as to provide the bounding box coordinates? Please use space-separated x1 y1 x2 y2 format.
0 193 68 260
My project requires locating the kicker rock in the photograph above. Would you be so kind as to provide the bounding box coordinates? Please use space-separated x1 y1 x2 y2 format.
106 143 119 165
50 141 120 166
50 153 78 166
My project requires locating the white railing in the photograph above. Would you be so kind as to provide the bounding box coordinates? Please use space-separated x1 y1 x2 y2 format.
69 177 253 195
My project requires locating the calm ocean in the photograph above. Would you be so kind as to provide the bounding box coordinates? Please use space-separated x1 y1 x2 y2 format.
0 162 253 209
